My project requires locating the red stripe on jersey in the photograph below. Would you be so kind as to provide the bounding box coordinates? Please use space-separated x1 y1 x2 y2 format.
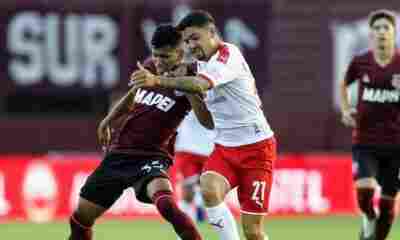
217 43 230 64
198 73 215 89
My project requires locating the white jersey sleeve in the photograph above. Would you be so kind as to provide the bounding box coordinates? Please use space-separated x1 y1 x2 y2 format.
197 42 274 146
174 111 215 156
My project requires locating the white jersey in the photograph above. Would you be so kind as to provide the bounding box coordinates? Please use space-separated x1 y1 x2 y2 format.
175 111 215 156
197 42 274 146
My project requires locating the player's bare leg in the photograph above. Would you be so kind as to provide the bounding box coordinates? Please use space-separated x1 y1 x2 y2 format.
241 213 268 240
147 177 202 240
68 197 107 240
200 172 241 240
356 179 378 240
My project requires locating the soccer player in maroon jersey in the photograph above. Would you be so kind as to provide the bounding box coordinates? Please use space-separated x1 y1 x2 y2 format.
340 9 400 240
67 24 213 240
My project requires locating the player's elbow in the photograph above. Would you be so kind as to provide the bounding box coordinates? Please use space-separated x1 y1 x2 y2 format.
202 119 214 130
198 114 214 130
195 77 212 93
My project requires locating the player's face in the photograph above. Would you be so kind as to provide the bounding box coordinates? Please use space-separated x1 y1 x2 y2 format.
182 26 216 61
152 46 183 74
370 18 396 49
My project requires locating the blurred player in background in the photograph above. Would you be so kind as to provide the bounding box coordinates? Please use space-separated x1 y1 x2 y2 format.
131 10 276 240
339 9 400 240
174 110 215 222
67 24 213 240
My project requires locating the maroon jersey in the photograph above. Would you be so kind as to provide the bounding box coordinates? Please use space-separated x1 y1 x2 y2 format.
344 50 400 145
108 59 194 160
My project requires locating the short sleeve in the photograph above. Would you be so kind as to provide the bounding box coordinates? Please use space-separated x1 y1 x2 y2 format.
197 45 239 88
344 57 358 85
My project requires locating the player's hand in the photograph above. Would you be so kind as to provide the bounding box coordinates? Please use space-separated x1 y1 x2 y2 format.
97 118 111 148
167 64 188 77
392 77 400 89
341 108 357 128
129 62 160 87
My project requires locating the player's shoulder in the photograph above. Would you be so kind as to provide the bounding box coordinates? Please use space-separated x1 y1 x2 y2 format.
394 49 400 61
350 49 371 65
214 42 243 64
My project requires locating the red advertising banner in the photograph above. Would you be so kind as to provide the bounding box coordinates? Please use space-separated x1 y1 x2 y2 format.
0 153 357 222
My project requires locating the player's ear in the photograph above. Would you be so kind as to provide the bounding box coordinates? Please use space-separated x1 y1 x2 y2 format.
209 25 216 37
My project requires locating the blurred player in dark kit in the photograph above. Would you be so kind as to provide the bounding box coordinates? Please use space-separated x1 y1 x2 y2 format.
340 9 400 240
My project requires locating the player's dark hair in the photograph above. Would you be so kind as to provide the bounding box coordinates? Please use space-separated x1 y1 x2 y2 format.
176 10 216 31
151 24 182 49
368 9 397 28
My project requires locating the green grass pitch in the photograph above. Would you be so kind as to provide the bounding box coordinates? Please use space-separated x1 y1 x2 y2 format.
1 216 399 239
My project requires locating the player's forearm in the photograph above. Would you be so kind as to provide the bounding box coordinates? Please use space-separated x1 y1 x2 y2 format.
339 79 352 112
186 94 214 130
106 87 137 122
157 76 210 94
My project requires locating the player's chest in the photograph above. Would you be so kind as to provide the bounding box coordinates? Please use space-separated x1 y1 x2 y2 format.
133 88 186 112
357 63 400 89
357 64 400 104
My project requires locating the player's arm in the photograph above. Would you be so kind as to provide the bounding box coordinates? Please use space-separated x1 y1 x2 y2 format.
158 75 210 93
97 85 140 146
339 78 352 114
339 61 357 128
185 94 214 129
131 62 211 94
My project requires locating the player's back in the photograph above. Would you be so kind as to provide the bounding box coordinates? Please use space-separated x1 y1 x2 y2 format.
175 111 215 156
345 50 400 145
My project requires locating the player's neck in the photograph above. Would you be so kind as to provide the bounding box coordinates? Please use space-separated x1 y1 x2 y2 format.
206 40 223 61
373 45 396 67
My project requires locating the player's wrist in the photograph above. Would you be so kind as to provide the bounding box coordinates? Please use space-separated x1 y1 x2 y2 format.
154 75 161 86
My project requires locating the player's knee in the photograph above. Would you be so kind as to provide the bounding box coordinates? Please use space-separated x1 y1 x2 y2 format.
242 226 264 240
355 178 377 188
242 213 264 240
200 173 229 206
200 187 221 206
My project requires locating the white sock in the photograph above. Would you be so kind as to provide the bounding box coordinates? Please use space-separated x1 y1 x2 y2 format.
206 202 241 240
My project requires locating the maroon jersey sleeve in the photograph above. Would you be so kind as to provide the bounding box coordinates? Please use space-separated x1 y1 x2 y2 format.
344 57 359 86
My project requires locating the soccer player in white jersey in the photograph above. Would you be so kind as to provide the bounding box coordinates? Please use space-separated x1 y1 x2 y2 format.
131 11 276 240
174 111 215 222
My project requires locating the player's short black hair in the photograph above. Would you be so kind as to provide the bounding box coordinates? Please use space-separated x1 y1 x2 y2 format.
368 9 397 28
151 24 182 49
176 10 216 31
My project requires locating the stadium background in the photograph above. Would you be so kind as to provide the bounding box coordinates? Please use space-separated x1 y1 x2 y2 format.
0 0 399 239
